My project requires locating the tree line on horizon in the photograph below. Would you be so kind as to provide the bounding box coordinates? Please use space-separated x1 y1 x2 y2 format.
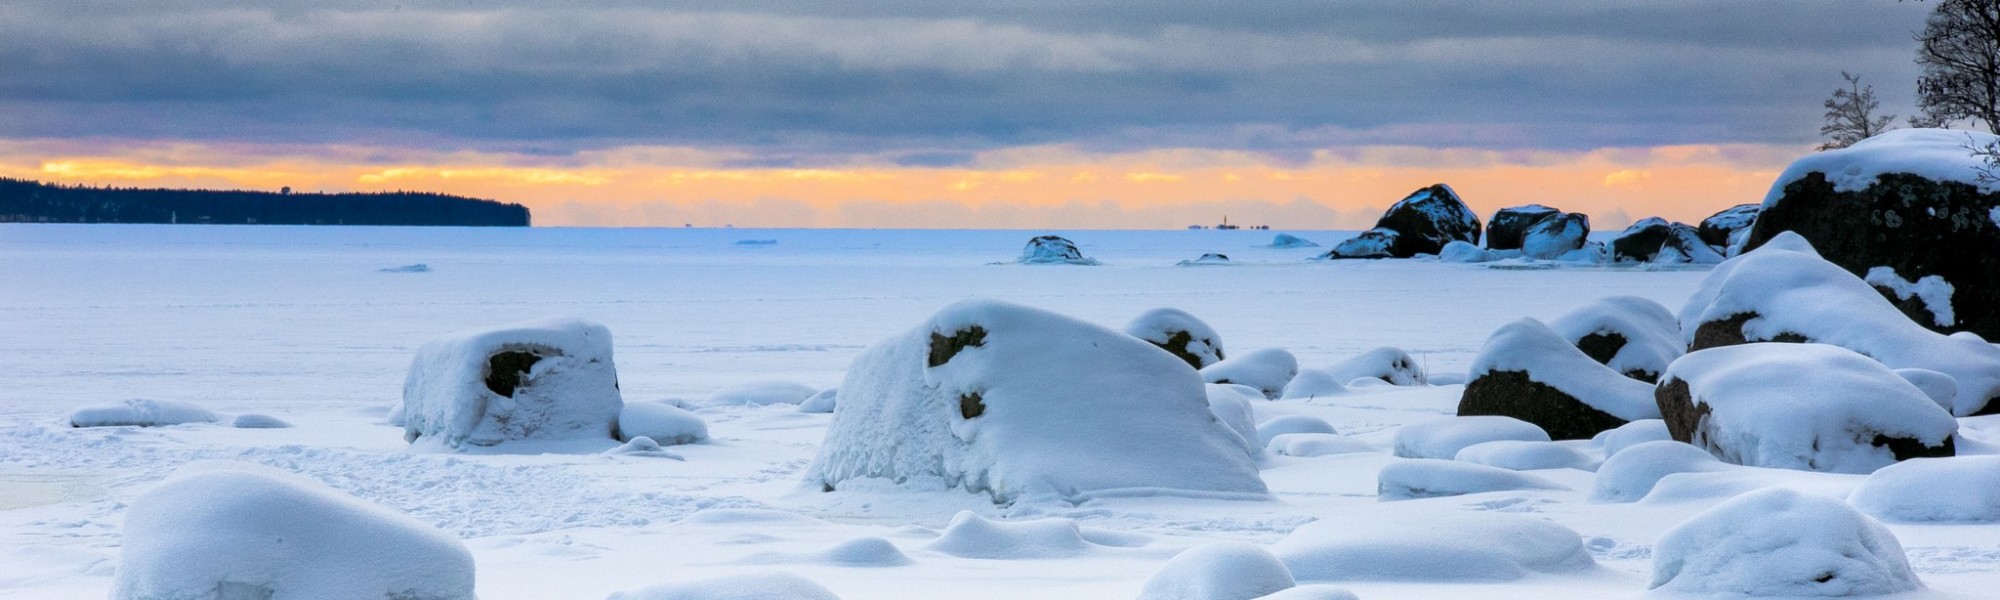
0 177 530 227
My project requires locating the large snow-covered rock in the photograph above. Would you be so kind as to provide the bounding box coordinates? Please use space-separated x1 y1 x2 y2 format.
1698 203 1761 248
1124 308 1226 369
1457 319 1659 439
1485 204 1560 251
1520 211 1591 259
1273 511 1594 581
1657 343 1958 473
1324 347 1426 386
68 398 217 428
113 463 475 600
1377 459 1566 500
1136 542 1296 600
608 572 842 600
1649 488 1922 596
1322 184 1481 258
401 318 624 451
1019 235 1099 265
1392 416 1550 459
1609 218 1722 264
1746 128 2000 340
1548 296 1682 383
1681 232 2000 415
1199 348 1298 399
806 300 1266 502
1849 456 2000 523
1590 440 1730 503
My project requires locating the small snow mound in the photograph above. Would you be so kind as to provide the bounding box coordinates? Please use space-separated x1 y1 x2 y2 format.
924 511 1095 559
69 398 217 428
1178 253 1234 266
1438 240 1496 263
1325 347 1427 386
608 572 842 600
1200 348 1299 399
1650 487 1921 596
1377 459 1566 500
1273 511 1595 581
1596 419 1672 458
379 263 431 273
1393 416 1550 459
1591 440 1729 503
1268 233 1321 249
1019 235 1099 265
113 463 474 600
709 380 818 407
1267 433 1373 457
230 413 291 429
1125 307 1226 369
618 402 708 445
797 388 839 413
603 436 685 459
820 537 913 567
1258 415 1338 447
1850 456 2000 523
1453 440 1597 471
1894 368 1958 413
1137 542 1295 600
1280 369 1349 399
402 318 622 451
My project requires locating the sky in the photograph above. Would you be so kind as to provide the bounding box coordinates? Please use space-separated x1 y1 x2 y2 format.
0 1 1940 229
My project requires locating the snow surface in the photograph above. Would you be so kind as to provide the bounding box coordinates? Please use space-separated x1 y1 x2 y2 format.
113 462 474 600
1468 318 1660 421
1393 416 1550 459
67 399 217 428
401 317 623 451
1137 542 1295 600
1272 511 1596 581
230 413 291 429
1765 128 2000 201
1454 440 1598 471
1662 343 1959 474
1266 433 1373 457
10 225 2000 600
1377 459 1567 500
1200 348 1299 399
1546 296 1682 380
1681 232 2000 416
607 572 842 600
1595 419 1672 458
1650 487 1922 596
1896 369 1960 414
1850 457 2000 523
1256 415 1338 447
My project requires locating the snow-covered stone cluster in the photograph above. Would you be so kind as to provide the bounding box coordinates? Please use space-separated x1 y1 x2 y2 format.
1321 184 1481 259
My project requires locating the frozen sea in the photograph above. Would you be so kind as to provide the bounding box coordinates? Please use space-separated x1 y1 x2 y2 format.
2 224 1996 599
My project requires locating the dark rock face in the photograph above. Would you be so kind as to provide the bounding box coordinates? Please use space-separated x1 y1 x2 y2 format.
1687 312 1811 352
1486 205 1560 251
1572 332 1659 382
1521 212 1591 259
484 346 554 397
1746 171 2000 340
1656 377 1955 464
1610 218 1715 263
1319 227 1399 259
1457 370 1629 440
1153 330 1222 370
1698 203 1762 248
928 326 988 367
1373 184 1482 256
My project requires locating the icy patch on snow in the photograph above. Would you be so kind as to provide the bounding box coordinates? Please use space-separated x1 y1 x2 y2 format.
1393 416 1550 459
402 318 623 451
1267 433 1373 457
708 380 818 407
113 462 475 600
923 511 1099 559
1454 440 1597 471
1377 459 1566 500
1766 128 2000 201
1273 511 1595 581
1591 440 1730 503
1200 348 1299 399
1866 266 1957 327
1650 487 1921 596
68 399 216 428
1137 542 1295 600
1850 456 2000 523
608 572 842 600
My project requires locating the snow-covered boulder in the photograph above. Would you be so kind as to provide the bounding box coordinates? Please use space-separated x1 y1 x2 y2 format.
1124 308 1226 369
1204 384 1261 457
1273 511 1594 581
1322 184 1481 259
1547 296 1682 383
1746 128 2000 340
1268 233 1321 249
1257 415 1338 447
923 511 1097 559
401 318 623 451
708 380 818 406
1520 212 1590 259
1393 416 1550 459
797 388 839 413
1681 232 2000 416
1698 203 1760 248
68 398 217 428
1324 347 1426 386
1485 204 1560 251
1457 319 1659 439
230 413 291 429
617 401 708 445
1136 542 1295 600
1200 348 1298 399
1318 227 1398 259
1590 440 1730 502
1019 235 1099 265
1267 433 1373 457
1438 240 1496 263
1279 369 1349 400
1609 218 1722 264
608 572 842 600
1849 456 2000 523
1377 459 1566 500
1595 419 1672 458
1177 253 1233 266
1453 440 1597 471
1657 343 1958 473
806 300 1266 502
113 463 474 600
1649 487 1921 596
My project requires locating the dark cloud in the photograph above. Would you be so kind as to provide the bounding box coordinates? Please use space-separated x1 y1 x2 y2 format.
0 1 1935 157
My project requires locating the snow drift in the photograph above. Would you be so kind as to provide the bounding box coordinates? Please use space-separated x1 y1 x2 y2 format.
68 398 217 428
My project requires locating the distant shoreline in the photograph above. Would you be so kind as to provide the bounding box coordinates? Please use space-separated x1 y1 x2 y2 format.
0 177 530 227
